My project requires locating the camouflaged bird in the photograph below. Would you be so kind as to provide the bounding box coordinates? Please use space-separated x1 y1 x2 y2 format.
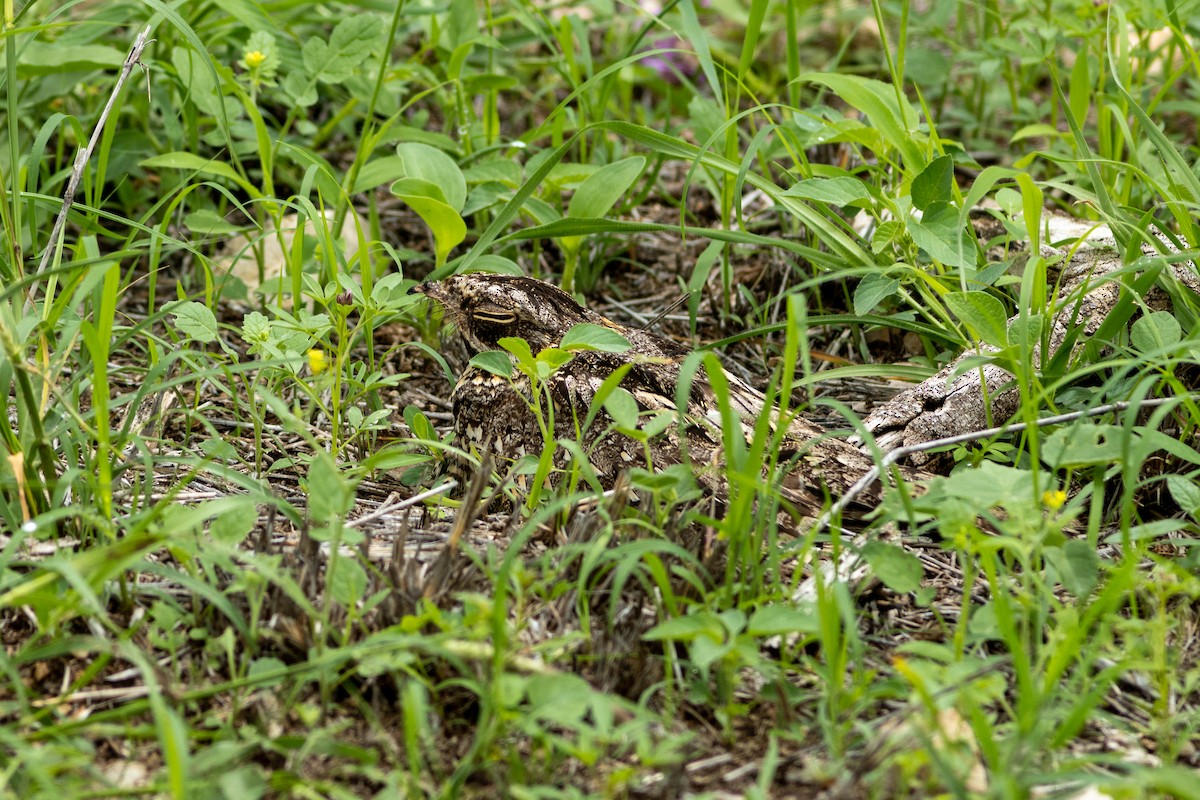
414 274 896 523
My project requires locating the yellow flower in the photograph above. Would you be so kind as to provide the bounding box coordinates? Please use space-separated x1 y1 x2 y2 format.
1042 489 1067 511
307 348 328 375
244 50 266 69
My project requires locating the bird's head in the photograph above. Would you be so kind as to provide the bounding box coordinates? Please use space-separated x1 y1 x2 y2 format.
413 274 602 355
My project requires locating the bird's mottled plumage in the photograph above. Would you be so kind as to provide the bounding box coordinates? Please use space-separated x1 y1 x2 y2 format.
415 274 886 522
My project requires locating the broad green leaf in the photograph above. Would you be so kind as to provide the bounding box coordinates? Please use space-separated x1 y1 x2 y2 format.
18 41 125 75
1167 475 1200 519
747 605 819 636
1130 310 1182 353
911 154 953 211
1007 314 1044 350
282 72 318 107
535 347 574 378
567 156 646 219
328 557 368 605
306 451 354 521
525 674 594 724
1042 425 1129 468
853 273 899 315
463 160 521 186
210 501 257 544
1046 540 1099 598
604 387 639 429
944 291 1008 348
301 16 381 83
241 311 270 348
392 177 449 206
931 461 1030 506
395 143 467 211
393 192 466 266
643 613 722 643
469 350 512 378
907 202 976 269
861 541 923 593
498 337 535 373
352 155 410 194
560 323 631 353
782 176 870 206
167 300 219 343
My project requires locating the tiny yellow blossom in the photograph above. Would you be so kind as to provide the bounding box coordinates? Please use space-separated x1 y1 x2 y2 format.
307 348 328 375
1042 489 1067 511
244 50 266 69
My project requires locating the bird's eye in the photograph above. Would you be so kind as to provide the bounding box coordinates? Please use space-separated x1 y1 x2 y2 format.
471 305 517 325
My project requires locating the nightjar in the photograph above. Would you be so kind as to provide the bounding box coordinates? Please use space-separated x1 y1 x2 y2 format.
414 274 895 522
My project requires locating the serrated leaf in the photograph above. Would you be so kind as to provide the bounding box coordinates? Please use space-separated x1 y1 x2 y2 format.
1007 314 1044 350
861 541 923 593
853 273 899 315
282 72 317 107
1041 424 1128 467
944 290 1008 348
783 176 870 206
167 301 219 343
872 220 901 254
241 311 270 346
1131 310 1182 354
911 154 954 211
560 323 631 353
302 16 381 84
907 201 976 269
171 46 239 119
567 156 646 219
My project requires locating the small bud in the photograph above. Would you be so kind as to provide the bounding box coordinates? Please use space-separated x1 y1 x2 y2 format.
244 50 266 69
